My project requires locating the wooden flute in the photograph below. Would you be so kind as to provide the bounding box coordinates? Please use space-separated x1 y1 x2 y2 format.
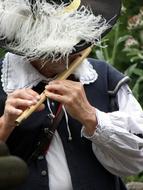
15 46 92 126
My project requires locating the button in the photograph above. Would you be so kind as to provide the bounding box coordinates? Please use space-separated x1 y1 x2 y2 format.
44 128 54 136
51 102 55 106
41 170 47 176
47 113 55 119
37 155 44 160
44 128 49 134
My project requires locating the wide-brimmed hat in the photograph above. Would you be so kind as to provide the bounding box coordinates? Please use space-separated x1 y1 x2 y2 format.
0 0 121 60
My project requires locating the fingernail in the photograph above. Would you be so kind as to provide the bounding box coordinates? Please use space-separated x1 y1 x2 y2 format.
36 95 40 100
49 81 54 85
17 109 22 115
28 100 34 105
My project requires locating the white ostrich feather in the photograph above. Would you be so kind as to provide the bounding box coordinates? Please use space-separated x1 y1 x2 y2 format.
0 0 110 59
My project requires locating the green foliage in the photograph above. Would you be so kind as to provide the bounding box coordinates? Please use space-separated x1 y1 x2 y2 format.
0 48 6 59
92 1 143 182
92 0 143 107
124 172 143 183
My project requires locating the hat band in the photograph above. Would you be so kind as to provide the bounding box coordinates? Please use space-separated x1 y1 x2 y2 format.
64 0 81 13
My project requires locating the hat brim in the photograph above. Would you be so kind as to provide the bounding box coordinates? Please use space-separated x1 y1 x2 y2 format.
0 0 121 56
73 0 121 53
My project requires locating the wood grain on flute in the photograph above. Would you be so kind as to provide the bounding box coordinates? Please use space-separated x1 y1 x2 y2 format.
15 46 92 126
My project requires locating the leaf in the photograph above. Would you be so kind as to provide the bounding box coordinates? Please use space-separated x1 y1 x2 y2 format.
125 63 137 76
117 35 131 45
133 68 143 76
95 50 105 61
130 56 142 62
132 77 143 100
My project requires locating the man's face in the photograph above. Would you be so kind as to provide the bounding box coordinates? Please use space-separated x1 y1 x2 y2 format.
30 53 80 78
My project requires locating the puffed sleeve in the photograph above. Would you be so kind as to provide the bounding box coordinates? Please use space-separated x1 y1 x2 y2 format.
82 84 143 176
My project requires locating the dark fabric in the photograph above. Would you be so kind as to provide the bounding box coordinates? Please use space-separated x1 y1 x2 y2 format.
28 104 63 163
0 61 7 117
0 59 128 190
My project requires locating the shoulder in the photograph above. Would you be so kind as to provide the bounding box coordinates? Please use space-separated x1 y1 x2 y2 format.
88 58 122 77
0 59 3 68
87 58 108 73
87 58 130 95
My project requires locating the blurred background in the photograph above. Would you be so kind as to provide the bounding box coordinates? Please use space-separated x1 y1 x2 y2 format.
92 0 143 185
92 0 143 108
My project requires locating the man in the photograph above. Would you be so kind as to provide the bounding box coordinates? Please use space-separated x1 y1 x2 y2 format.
0 0 143 190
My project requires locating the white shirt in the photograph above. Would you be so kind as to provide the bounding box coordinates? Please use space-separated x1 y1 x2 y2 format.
1 53 143 190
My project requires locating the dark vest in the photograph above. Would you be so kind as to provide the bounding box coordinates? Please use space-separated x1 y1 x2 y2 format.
0 59 129 190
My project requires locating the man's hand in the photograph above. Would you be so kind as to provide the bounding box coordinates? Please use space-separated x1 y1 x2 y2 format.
0 88 42 141
45 80 97 136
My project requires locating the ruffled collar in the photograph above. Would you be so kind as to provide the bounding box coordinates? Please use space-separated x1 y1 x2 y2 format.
1 53 98 94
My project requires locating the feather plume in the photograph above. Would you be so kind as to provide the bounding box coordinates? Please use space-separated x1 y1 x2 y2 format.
0 0 110 60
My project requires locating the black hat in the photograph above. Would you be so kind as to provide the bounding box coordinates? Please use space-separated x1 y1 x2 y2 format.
0 0 121 59
75 0 122 53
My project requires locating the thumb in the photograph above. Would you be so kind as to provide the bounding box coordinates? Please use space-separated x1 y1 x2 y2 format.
35 103 45 112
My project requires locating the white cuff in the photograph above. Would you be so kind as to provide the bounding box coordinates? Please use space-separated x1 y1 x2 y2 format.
81 109 113 143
